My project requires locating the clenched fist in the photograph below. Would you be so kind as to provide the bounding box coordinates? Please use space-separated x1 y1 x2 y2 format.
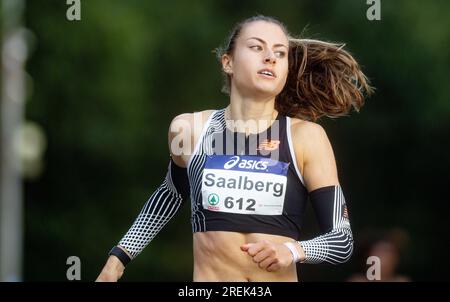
241 240 300 272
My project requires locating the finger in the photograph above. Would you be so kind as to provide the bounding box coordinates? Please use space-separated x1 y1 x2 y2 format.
247 242 267 256
267 262 281 272
253 248 273 263
240 244 250 251
259 256 276 270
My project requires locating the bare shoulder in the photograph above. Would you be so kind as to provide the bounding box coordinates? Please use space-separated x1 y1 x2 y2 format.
170 109 215 126
168 109 216 167
289 117 330 152
289 117 338 191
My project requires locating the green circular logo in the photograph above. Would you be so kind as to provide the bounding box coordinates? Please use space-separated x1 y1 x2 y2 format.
207 193 219 206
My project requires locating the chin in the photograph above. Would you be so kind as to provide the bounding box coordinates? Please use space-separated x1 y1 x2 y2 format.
252 83 283 97
235 80 281 98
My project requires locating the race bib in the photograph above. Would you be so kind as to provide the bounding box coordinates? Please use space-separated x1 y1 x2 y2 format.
201 155 289 215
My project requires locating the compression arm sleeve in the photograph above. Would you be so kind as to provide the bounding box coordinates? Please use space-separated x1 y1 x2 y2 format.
115 158 190 261
299 185 354 265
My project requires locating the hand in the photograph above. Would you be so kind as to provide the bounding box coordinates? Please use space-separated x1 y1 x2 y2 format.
95 256 125 282
240 240 294 272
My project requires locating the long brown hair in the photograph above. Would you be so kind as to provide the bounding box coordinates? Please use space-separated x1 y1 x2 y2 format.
215 15 374 121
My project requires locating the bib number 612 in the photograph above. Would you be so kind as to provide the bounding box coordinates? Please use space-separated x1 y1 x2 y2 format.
224 197 256 211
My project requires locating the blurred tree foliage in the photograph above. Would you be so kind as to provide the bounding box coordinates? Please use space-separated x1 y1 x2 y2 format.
21 0 450 281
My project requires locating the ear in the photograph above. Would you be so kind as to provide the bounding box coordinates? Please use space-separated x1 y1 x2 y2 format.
221 53 233 75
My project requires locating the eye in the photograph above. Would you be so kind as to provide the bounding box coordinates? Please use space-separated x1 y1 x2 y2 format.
275 51 286 58
250 45 263 51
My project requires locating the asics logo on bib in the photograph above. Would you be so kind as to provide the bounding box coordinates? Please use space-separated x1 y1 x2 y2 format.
223 156 269 171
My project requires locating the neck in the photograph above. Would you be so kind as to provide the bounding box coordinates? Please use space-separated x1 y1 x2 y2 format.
227 88 277 120
225 89 278 135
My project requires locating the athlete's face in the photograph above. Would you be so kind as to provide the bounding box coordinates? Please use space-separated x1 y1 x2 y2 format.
222 21 289 98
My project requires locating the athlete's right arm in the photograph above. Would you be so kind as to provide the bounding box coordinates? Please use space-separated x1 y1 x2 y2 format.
96 113 196 282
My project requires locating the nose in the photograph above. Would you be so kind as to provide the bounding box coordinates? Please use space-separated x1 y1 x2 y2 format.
264 51 276 64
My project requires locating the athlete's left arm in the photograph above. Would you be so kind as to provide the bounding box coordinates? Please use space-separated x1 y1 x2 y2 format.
240 121 353 271
292 121 354 264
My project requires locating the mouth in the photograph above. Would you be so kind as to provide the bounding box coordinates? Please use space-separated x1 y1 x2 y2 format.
257 69 276 79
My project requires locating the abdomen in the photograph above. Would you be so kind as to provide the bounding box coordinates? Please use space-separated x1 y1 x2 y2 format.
193 231 298 282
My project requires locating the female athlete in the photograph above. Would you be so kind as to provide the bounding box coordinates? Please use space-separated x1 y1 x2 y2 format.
96 15 373 282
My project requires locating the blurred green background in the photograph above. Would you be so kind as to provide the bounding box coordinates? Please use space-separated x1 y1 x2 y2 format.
1 0 449 281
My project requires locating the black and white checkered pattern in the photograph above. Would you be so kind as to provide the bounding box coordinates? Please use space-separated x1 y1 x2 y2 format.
299 185 354 264
118 161 184 259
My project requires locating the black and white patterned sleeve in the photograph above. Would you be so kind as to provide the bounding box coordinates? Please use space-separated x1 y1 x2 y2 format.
117 158 190 260
299 185 354 265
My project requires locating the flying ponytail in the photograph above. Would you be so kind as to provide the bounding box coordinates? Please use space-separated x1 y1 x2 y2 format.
276 38 374 121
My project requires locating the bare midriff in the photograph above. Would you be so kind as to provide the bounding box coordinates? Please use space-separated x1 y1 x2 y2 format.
193 231 298 282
